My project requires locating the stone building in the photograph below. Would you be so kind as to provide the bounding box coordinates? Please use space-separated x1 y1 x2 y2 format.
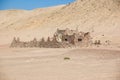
10 28 92 48
54 28 92 46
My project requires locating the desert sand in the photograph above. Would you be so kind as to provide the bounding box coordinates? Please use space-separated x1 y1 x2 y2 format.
0 0 120 80
0 47 120 80
0 0 120 46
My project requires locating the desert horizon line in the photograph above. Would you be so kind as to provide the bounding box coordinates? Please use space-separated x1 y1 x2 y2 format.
0 0 75 10
0 4 66 11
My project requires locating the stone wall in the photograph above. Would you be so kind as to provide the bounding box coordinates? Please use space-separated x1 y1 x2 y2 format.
10 28 93 48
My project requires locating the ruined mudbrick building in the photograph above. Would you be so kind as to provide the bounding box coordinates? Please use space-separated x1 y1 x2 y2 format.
10 28 92 48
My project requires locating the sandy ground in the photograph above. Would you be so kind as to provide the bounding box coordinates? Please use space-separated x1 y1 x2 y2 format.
0 47 120 80
0 0 120 45
0 0 120 79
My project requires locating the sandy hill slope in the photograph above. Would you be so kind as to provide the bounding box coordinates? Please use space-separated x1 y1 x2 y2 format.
0 0 120 46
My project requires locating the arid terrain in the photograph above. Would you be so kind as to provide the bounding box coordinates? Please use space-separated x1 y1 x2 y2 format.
0 0 120 80
0 47 120 80
0 0 120 46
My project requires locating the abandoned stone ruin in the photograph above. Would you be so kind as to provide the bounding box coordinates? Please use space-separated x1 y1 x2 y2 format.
10 28 93 48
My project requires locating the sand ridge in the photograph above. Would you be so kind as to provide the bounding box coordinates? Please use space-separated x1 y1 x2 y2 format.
0 0 120 46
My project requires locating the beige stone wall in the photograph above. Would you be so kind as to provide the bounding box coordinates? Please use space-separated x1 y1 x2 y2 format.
10 29 92 48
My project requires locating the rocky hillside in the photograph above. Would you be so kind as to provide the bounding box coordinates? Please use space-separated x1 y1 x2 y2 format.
0 0 120 45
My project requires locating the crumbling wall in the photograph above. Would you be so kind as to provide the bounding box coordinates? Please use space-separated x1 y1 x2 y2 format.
10 28 93 48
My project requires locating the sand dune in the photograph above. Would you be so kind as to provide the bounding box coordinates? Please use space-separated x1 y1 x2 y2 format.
0 0 120 46
0 0 120 80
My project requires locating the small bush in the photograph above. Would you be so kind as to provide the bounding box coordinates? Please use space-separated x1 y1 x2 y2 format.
64 57 70 60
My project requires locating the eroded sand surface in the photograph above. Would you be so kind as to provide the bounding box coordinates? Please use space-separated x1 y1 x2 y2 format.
0 47 120 80
0 0 120 80
0 0 120 45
